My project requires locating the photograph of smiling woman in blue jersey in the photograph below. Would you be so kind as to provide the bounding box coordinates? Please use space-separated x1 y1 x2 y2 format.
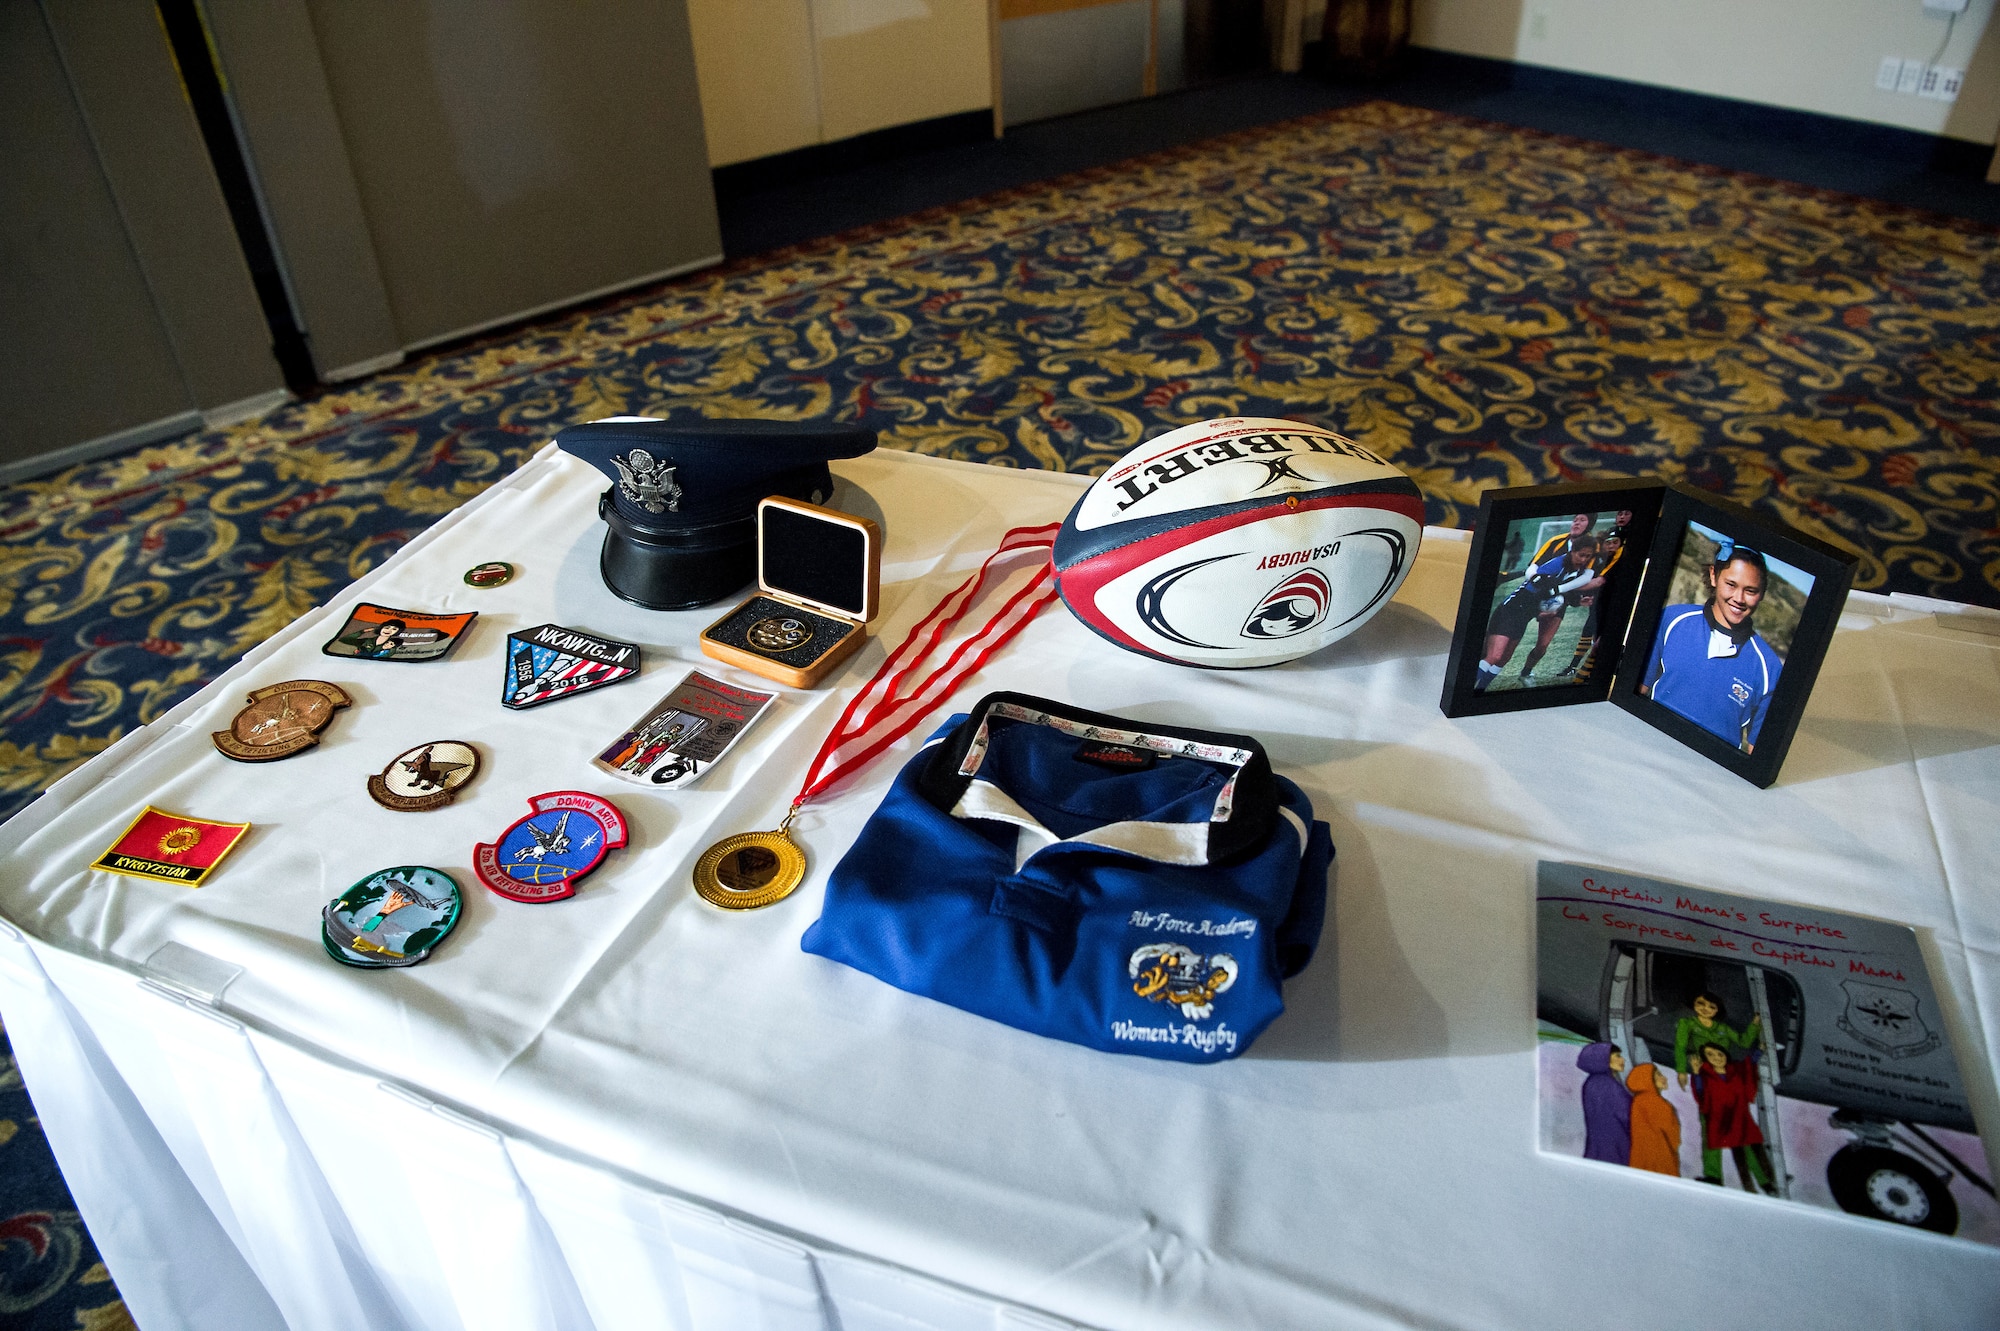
1639 523 1814 753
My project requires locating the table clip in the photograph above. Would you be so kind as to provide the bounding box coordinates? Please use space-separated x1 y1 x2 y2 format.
141 941 242 1006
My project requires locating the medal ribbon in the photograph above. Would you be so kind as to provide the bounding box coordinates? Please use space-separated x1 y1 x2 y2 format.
782 522 1062 826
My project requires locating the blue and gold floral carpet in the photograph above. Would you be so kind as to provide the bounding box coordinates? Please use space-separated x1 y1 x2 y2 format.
4 98 2000 1317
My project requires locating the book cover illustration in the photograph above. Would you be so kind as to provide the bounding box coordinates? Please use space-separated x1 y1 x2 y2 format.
592 670 775 790
1536 861 1996 1244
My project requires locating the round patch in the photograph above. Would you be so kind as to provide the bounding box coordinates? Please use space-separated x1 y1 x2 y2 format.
473 791 628 903
367 741 481 812
463 561 516 588
322 866 461 969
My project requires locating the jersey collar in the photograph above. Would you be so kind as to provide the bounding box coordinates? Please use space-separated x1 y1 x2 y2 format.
915 692 1282 867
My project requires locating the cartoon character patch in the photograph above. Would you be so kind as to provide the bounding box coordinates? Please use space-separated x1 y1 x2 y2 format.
321 603 477 663
322 866 461 968
473 791 628 903
1129 943 1239 1021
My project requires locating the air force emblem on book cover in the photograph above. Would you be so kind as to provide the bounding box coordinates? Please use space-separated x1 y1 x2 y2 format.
1838 979 1942 1059
501 624 639 710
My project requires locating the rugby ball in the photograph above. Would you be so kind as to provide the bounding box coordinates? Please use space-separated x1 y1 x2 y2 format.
1053 418 1424 668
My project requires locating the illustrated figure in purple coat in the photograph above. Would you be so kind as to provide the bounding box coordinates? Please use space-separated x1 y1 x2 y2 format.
1577 1042 1633 1165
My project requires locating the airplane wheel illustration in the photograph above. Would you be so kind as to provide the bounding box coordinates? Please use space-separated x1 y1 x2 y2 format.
1826 1146 1957 1234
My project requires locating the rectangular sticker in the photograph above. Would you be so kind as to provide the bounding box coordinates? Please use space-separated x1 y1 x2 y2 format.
322 603 478 663
592 670 775 789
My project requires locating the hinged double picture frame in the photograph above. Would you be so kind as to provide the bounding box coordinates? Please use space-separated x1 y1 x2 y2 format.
1441 479 1858 787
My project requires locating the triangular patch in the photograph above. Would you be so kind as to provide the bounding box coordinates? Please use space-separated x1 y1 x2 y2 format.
501 624 639 709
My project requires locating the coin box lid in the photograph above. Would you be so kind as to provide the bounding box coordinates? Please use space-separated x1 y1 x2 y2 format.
756 496 880 624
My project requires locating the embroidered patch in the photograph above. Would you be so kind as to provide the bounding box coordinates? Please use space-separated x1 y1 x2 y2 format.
367 741 481 811
321 604 477 663
501 624 639 709
322 866 461 968
473 791 628 903
1128 943 1239 1021
211 680 351 762
92 807 251 887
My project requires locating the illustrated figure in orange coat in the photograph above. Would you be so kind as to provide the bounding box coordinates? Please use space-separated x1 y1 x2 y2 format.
1626 1061 1682 1177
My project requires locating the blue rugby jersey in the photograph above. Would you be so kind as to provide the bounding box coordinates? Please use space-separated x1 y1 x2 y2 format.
801 693 1333 1062
1643 604 1784 749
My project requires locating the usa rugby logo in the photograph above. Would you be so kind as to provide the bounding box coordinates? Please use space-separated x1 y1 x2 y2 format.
1241 568 1331 639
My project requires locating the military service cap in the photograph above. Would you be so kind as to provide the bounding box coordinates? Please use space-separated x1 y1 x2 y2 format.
558 417 877 610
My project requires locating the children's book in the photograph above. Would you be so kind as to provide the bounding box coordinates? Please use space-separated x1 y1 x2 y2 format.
1536 861 1996 1244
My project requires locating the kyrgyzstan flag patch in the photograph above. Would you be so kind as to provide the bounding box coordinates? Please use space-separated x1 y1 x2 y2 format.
91 806 251 886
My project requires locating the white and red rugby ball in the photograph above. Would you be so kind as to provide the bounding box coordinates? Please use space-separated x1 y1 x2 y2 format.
1054 418 1424 668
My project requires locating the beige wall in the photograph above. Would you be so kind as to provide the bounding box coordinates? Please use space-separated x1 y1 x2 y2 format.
1414 0 2000 145
689 0 992 166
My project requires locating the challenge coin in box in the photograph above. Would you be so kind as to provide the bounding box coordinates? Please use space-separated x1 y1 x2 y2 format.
699 497 881 688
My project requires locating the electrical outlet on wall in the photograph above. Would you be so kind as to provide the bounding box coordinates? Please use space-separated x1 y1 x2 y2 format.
1877 55 1904 90
1926 66 1964 100
1896 59 1925 94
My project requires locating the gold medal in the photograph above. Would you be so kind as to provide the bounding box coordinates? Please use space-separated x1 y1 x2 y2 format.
693 525 1062 917
693 812 806 910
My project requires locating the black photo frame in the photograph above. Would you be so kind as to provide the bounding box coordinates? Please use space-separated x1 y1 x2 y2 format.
1609 485 1855 788
1440 479 1665 718
1440 478 1856 787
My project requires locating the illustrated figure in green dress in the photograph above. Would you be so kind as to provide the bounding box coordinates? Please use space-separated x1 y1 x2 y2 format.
1675 992 1774 1190
1673 991 1760 1089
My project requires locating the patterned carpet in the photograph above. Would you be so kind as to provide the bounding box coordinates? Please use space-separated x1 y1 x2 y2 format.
0 1022 128 1329
2 98 1999 1315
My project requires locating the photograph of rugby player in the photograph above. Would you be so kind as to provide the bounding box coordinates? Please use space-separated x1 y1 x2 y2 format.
1636 522 1814 753
1441 479 1662 720
1474 508 1635 694
1611 485 1855 788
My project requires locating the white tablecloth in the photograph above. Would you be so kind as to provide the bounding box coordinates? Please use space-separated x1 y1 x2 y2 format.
1 447 1996 1331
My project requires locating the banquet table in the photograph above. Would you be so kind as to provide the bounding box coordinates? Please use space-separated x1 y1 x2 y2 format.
1 445 1996 1331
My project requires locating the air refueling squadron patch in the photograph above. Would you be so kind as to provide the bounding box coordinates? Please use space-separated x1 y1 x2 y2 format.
211 680 352 762
501 624 640 710
473 791 628 903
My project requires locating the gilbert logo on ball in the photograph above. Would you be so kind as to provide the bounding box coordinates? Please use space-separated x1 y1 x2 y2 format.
1054 418 1424 667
